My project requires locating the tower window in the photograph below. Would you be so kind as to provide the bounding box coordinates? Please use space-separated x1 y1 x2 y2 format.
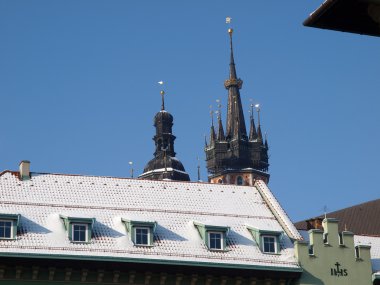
237 176 243 185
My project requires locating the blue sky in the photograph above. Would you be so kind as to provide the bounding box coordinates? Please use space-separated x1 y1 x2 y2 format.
1 1 379 222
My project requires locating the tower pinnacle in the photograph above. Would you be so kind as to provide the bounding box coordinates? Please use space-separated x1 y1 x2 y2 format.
204 22 270 185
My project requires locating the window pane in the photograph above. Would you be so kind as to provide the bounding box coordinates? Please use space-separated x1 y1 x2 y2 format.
263 236 276 253
73 224 87 242
209 232 222 249
136 228 149 245
0 221 12 238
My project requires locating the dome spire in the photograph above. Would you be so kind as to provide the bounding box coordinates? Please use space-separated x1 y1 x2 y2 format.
158 81 165 110
224 20 247 140
139 83 190 182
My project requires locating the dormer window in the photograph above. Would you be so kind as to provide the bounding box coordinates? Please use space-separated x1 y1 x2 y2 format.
246 225 282 254
193 221 229 251
60 215 95 243
0 214 20 240
122 219 156 247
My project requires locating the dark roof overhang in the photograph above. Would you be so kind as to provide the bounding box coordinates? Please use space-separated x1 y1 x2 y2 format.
304 0 380 37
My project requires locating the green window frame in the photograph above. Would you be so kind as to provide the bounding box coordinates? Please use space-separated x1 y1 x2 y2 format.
0 214 20 240
60 215 95 243
122 219 156 247
193 221 229 251
246 225 282 254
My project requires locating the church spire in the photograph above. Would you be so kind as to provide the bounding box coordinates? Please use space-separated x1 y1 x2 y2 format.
209 107 216 145
256 104 263 144
224 28 247 140
216 100 225 141
249 103 258 141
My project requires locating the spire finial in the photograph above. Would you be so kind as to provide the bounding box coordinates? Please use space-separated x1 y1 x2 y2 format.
209 105 214 127
216 99 222 120
158 81 165 110
249 99 254 119
160 90 165 111
226 17 237 79
129 161 134 178
197 156 201 182
255 103 261 126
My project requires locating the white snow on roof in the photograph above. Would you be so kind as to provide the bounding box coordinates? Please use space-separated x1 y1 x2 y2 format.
355 235 380 273
0 171 300 270
254 180 302 240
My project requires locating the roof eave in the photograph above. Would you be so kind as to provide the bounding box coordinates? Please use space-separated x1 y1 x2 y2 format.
0 252 303 273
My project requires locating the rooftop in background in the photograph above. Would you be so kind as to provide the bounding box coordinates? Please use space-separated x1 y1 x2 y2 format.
304 0 380 37
295 198 380 236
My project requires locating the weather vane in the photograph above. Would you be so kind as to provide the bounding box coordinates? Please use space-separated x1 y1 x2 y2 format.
226 16 233 35
255 103 261 125
158 81 165 110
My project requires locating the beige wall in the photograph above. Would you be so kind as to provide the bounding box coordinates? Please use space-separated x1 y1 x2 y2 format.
294 218 373 285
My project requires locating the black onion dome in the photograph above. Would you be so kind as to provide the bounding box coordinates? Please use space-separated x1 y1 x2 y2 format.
143 155 187 173
154 110 173 124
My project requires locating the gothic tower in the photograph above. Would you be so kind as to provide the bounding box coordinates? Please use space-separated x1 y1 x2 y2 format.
205 28 269 185
139 91 190 181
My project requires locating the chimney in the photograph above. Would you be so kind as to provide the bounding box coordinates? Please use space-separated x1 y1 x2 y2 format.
19 160 31 181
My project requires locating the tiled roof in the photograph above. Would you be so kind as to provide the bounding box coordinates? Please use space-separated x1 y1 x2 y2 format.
0 171 301 271
295 199 380 236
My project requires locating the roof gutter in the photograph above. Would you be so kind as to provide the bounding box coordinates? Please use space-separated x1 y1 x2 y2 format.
303 0 339 27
